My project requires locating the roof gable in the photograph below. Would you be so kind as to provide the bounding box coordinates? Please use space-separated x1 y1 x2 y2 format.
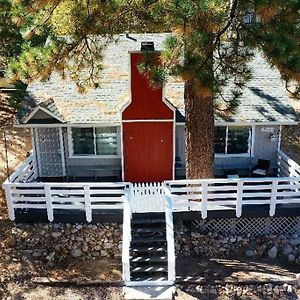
19 34 298 126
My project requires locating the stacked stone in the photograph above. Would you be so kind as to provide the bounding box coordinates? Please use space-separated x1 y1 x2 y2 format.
5 223 122 262
175 223 300 263
179 283 299 299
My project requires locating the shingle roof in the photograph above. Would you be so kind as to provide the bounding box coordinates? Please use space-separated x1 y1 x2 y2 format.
19 33 297 125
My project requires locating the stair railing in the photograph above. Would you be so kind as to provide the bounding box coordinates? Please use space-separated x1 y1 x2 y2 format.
122 185 132 284
164 183 176 283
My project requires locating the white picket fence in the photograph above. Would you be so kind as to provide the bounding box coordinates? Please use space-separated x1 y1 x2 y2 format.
130 182 165 212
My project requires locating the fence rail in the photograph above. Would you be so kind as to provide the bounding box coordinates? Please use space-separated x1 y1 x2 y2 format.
165 176 300 218
2 149 300 221
3 181 127 221
278 150 300 177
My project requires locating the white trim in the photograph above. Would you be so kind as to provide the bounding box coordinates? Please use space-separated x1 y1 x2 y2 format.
68 126 121 159
58 127 66 176
24 106 65 124
15 122 121 128
176 121 298 126
35 128 42 176
278 125 282 151
172 109 176 180
121 121 125 181
122 119 174 123
251 125 255 157
17 120 297 128
31 128 39 177
215 125 253 157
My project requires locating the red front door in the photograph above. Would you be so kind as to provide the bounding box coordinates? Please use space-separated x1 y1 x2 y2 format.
123 122 173 182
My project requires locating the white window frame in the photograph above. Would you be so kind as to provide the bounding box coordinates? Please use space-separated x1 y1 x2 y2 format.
215 125 254 158
68 126 121 159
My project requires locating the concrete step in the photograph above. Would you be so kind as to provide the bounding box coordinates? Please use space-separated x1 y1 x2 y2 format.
124 286 174 300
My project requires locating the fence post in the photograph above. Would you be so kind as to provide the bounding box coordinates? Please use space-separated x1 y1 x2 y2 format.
3 183 15 221
84 185 92 222
269 181 278 217
201 182 208 219
236 181 243 218
45 184 54 222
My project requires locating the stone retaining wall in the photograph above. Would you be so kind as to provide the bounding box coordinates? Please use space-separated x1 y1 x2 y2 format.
175 222 300 262
5 223 122 262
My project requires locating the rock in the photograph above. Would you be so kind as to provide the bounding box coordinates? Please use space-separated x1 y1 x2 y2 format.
282 244 293 255
46 252 55 261
288 254 296 262
71 248 82 258
51 232 62 238
230 237 236 243
290 237 300 246
7 237 16 248
246 250 254 257
268 246 278 259
296 274 300 288
191 232 201 239
287 285 293 294
273 286 280 296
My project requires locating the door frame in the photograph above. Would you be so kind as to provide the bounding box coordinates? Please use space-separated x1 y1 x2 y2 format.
34 127 66 177
121 119 175 182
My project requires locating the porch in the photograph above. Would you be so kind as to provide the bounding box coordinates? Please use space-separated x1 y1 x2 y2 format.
2 149 300 222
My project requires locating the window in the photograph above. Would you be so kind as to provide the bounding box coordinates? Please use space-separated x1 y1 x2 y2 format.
71 127 119 156
95 127 118 155
215 126 251 155
72 128 94 155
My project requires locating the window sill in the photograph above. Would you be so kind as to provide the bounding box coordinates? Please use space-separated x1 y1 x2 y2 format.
69 155 121 159
215 154 253 158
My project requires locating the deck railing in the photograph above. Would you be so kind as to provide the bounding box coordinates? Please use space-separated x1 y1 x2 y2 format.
8 152 37 183
164 184 176 284
165 175 300 218
2 149 300 221
122 188 132 284
2 181 127 221
278 150 300 177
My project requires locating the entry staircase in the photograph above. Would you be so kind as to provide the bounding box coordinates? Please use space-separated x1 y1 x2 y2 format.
122 183 175 288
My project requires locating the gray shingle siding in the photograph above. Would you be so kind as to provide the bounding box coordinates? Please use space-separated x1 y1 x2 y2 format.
19 33 297 125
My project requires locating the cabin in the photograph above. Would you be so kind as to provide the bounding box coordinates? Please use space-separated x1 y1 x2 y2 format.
2 34 300 287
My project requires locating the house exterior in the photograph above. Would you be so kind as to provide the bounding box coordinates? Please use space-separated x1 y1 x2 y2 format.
3 33 300 287
15 34 297 183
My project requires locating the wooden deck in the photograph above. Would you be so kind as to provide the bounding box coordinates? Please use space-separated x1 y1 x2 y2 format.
2 149 300 223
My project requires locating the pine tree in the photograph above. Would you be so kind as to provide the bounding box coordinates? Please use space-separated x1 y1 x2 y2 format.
6 0 300 178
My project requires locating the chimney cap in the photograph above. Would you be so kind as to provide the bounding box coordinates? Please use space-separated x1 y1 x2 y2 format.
141 41 155 51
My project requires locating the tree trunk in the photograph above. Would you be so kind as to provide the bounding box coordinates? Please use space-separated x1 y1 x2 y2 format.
185 78 215 179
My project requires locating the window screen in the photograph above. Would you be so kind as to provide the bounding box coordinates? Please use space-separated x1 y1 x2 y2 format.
227 127 250 154
95 127 118 155
72 128 94 155
215 126 227 154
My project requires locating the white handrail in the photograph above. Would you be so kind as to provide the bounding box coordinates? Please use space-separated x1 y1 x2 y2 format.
278 150 300 177
166 176 300 218
122 187 132 284
164 184 176 283
8 152 36 183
